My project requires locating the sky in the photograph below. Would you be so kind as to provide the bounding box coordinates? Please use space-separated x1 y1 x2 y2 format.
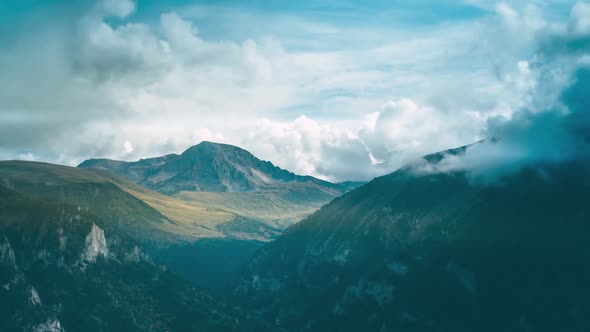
0 0 587 182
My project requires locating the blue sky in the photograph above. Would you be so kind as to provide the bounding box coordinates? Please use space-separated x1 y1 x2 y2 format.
0 0 586 181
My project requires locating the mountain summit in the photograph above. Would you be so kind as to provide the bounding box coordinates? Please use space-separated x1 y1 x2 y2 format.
79 141 351 195
79 141 363 239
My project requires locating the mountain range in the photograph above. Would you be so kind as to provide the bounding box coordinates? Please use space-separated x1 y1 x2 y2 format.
79 141 362 235
0 142 362 292
1 142 589 331
79 141 359 195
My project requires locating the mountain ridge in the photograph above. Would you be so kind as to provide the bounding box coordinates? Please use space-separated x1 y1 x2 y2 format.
78 141 364 236
236 146 590 331
79 141 358 195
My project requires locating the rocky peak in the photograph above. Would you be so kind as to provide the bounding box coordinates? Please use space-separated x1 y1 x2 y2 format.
77 141 323 195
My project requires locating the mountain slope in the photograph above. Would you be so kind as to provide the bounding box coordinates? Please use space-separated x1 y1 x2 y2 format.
0 161 296 290
0 161 232 243
236 147 590 332
0 185 259 331
79 141 363 233
79 141 356 195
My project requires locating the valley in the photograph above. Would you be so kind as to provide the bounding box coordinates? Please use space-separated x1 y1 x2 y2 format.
2 142 590 331
0 143 361 292
3 1 589 330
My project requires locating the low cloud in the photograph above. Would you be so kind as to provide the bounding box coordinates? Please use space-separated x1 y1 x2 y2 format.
419 2 590 181
1 0 586 183
241 99 479 182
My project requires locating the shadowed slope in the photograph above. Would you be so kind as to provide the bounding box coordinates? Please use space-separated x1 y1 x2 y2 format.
237 147 590 332
0 185 262 331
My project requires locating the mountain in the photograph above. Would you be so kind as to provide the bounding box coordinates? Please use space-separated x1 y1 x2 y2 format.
79 141 363 234
0 184 261 331
0 160 350 291
0 161 234 243
79 141 359 195
0 161 283 290
236 147 590 331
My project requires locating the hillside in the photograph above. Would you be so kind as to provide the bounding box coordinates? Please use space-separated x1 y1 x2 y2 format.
0 161 233 243
0 161 317 289
236 148 590 331
0 185 260 331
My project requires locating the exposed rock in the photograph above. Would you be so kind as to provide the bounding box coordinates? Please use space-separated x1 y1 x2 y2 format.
333 248 350 264
57 228 67 252
33 319 65 332
124 246 151 263
0 236 16 267
79 141 361 195
81 224 108 263
30 286 41 306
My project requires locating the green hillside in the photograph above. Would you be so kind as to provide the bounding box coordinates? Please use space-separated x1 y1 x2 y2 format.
0 161 231 243
236 150 590 331
0 185 260 331
0 161 294 290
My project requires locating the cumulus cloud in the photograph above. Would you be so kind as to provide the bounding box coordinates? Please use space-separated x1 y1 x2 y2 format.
419 2 590 181
241 99 480 181
101 0 135 18
0 3 295 163
243 116 371 181
360 99 479 165
0 0 585 183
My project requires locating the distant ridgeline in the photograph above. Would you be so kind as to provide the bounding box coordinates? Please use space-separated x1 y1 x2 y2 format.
79 141 363 236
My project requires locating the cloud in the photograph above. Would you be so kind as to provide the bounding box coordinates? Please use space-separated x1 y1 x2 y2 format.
101 0 135 18
569 2 590 35
123 140 134 154
240 99 481 182
418 2 590 181
0 0 583 182
242 115 371 181
0 5 296 163
17 153 38 161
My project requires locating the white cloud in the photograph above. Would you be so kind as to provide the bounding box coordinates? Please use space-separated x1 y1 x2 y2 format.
569 2 590 35
410 2 590 181
238 98 481 181
0 1 582 182
17 153 39 161
102 0 135 18
496 3 520 25
123 140 134 154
